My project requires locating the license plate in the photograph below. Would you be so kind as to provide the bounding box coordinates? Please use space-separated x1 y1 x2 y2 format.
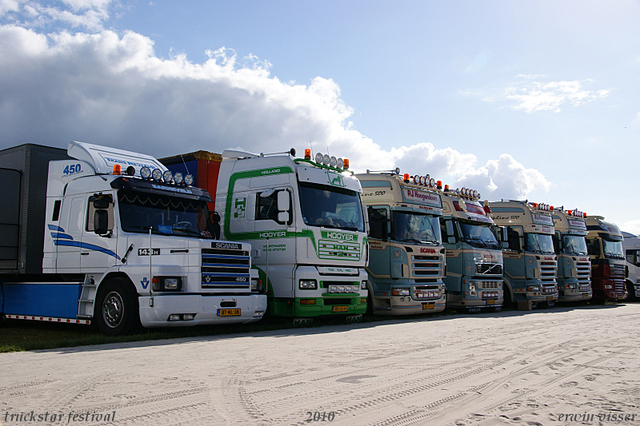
486 299 495 305
218 308 241 317
422 302 435 310
332 306 349 312
547 296 554 301
583 293 590 298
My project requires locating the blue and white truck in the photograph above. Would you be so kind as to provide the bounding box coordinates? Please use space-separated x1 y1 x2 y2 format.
0 142 266 335
440 187 503 311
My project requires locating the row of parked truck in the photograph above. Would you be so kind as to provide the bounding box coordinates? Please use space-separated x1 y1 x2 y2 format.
0 142 635 335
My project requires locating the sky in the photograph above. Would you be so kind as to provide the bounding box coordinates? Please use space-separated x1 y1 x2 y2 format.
1 0 639 232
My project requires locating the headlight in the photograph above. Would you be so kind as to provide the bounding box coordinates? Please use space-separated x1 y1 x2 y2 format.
140 167 152 180
152 277 182 291
361 280 368 290
527 285 540 292
299 279 317 290
392 288 410 296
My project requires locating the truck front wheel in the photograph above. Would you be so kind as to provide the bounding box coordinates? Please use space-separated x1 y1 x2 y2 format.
95 279 140 336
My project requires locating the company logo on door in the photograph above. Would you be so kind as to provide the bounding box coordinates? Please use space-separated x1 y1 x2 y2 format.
234 197 246 218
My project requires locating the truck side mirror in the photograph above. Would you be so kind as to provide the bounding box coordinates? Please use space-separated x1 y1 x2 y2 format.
445 220 456 244
211 211 221 239
277 191 290 211
277 191 291 224
94 210 109 235
501 227 508 249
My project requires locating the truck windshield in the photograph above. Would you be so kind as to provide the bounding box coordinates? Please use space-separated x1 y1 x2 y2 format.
392 212 441 245
458 221 500 249
118 191 214 239
525 233 554 254
603 238 624 259
562 235 588 255
299 182 365 232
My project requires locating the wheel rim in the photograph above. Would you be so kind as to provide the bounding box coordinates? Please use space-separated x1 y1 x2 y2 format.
102 291 124 328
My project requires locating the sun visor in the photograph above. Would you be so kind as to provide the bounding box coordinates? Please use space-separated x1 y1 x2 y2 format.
68 141 167 177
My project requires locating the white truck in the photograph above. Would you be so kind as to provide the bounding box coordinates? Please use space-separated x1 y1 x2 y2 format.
161 149 369 321
550 208 592 302
440 187 503 311
356 170 446 315
622 231 640 301
0 142 266 335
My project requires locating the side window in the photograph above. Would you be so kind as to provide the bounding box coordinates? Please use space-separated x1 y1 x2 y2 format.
256 191 278 221
86 194 114 232
507 226 522 251
586 238 600 256
368 207 387 240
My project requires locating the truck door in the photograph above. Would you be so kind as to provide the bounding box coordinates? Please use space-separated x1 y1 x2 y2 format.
53 196 84 272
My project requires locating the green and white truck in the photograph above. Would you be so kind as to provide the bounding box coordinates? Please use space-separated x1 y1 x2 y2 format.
162 149 369 321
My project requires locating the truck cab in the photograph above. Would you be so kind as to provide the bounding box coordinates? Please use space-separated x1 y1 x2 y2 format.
440 187 503 311
488 201 558 309
357 171 446 315
214 149 369 320
550 208 592 302
1 142 266 335
585 216 627 301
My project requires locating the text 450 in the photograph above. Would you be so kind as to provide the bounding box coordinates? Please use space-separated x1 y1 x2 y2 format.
306 412 335 422
63 164 82 176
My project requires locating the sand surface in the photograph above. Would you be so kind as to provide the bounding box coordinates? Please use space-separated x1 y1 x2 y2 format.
2 304 640 425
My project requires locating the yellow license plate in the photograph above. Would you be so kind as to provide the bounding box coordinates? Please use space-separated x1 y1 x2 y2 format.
486 299 495 305
332 306 349 312
583 293 590 298
547 296 554 301
422 303 435 310
218 308 241 317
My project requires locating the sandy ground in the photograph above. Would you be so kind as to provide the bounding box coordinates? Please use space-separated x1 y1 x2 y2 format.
1 304 640 426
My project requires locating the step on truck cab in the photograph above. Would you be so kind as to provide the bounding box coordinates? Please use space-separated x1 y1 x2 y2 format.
488 201 559 308
0 142 266 335
550 208 592 302
162 149 369 320
585 216 627 301
356 170 446 315
622 231 640 301
439 186 503 312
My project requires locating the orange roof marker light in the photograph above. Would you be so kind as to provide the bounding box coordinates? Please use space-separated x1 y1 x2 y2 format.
304 149 311 160
112 164 121 175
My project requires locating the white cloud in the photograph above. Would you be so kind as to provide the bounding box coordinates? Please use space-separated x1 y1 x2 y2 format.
0 24 550 201
0 0 112 31
467 77 610 113
454 154 551 200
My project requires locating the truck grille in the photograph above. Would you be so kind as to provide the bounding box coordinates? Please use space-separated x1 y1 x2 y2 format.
412 254 444 278
540 259 558 294
611 263 626 297
201 247 251 289
476 263 503 275
576 259 591 290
